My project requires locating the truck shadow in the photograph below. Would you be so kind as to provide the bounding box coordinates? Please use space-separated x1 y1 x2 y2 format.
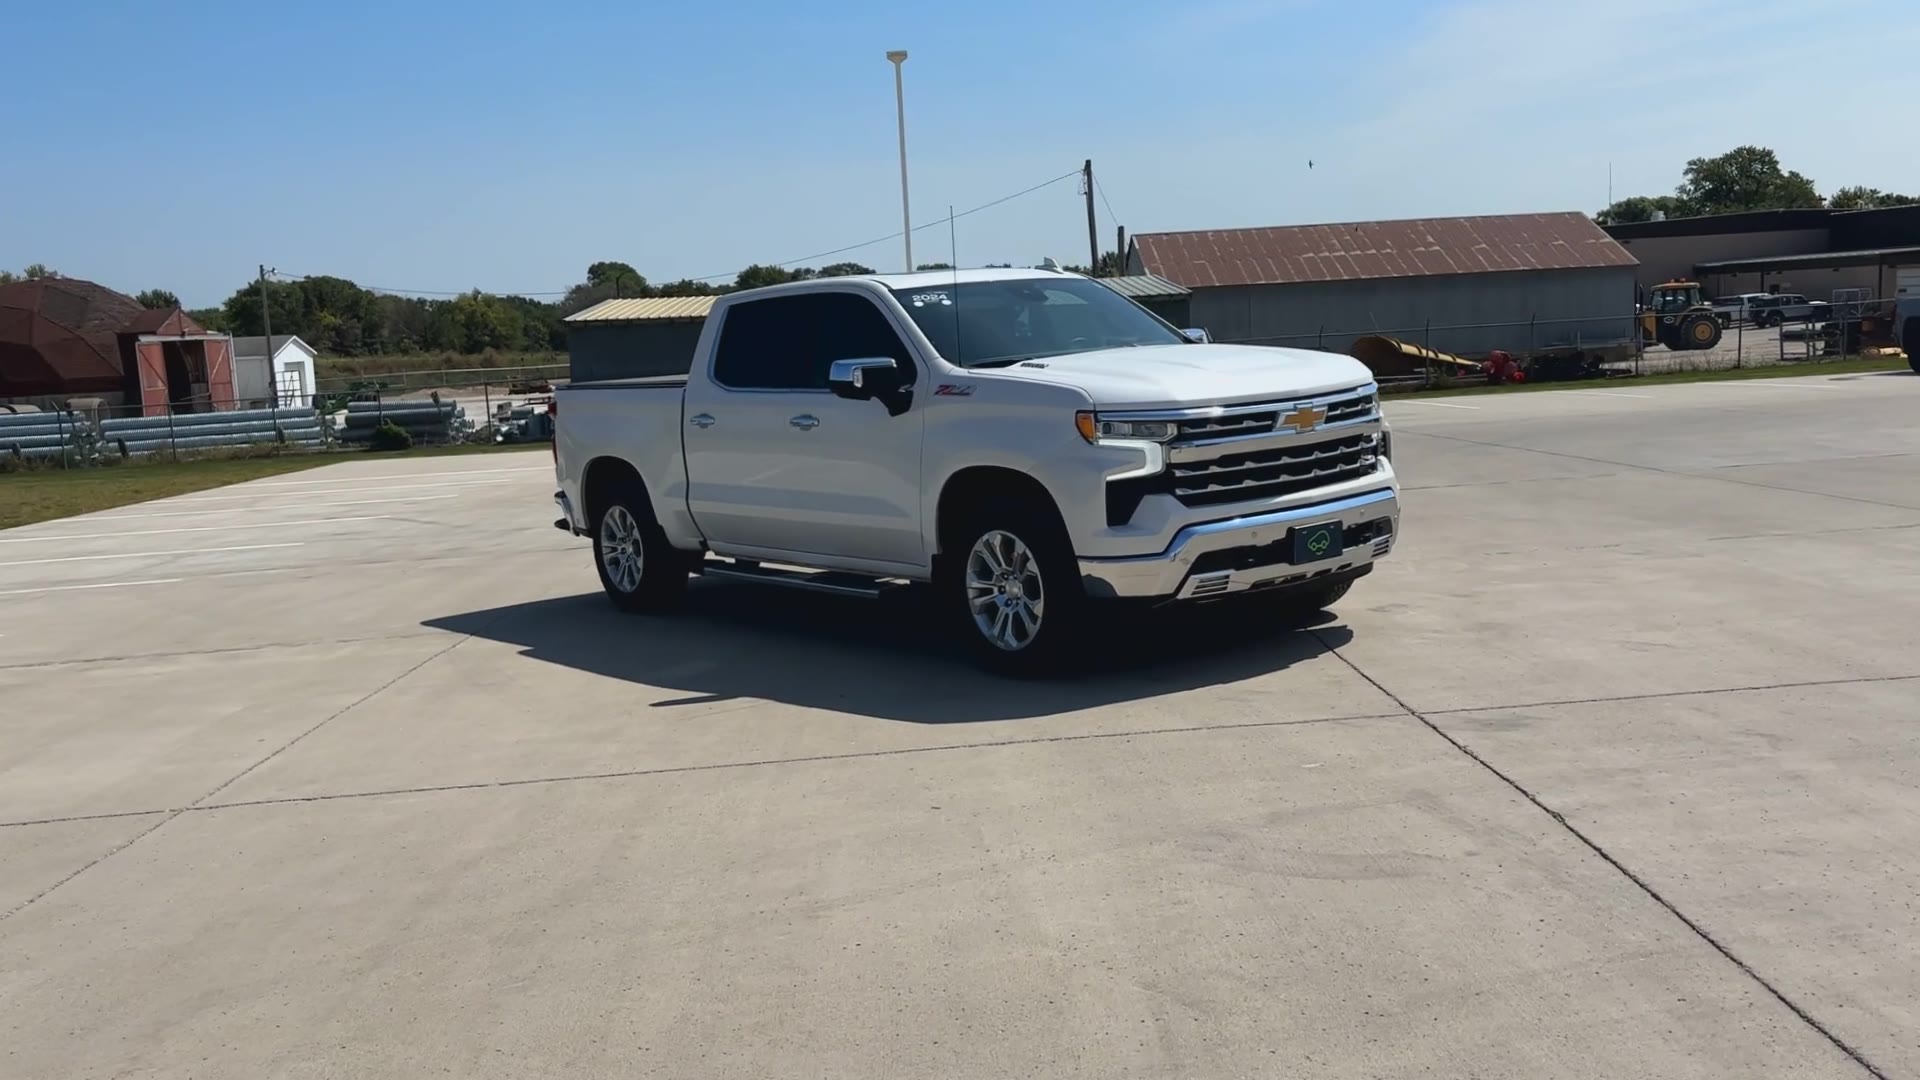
423 580 1353 724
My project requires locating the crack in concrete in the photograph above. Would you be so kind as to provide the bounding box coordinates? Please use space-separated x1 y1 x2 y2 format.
0 710 1402 830
0 631 479 922
1311 628 1891 1080
0 631 453 671
1423 672 1920 716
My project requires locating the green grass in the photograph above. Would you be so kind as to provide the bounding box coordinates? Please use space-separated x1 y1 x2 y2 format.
1394 354 1909 400
0 444 549 530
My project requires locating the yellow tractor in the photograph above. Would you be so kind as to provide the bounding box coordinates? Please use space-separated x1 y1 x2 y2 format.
1639 280 1724 351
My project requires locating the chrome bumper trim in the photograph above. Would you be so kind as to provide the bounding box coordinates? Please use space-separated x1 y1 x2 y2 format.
1077 487 1400 600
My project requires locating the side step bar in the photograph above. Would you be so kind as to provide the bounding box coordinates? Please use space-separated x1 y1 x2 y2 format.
697 558 907 599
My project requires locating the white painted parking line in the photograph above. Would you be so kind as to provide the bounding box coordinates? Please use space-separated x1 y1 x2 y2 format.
172 479 517 502
248 466 549 487
1560 389 1652 400
0 578 184 597
0 516 387 545
1714 381 1843 390
1390 399 1481 410
0 542 304 568
93 494 461 520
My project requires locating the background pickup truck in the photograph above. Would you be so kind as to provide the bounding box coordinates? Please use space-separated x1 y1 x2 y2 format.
552 267 1399 674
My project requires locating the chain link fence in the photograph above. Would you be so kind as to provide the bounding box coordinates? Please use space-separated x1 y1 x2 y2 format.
1209 293 1903 389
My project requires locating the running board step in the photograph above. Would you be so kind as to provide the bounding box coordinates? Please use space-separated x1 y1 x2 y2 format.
697 558 906 599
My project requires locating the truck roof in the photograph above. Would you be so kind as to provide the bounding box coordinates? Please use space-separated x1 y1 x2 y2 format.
736 266 1081 300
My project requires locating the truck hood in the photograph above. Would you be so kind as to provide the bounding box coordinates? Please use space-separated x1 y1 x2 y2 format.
983 343 1374 410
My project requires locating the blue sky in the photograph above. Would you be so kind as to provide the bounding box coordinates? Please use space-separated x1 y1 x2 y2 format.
3 0 1915 307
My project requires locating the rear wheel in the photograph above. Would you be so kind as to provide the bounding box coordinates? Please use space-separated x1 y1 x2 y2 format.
1681 313 1723 350
1906 319 1920 375
591 480 687 613
944 499 1086 676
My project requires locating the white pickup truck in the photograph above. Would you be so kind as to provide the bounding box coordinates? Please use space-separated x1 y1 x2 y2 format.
552 267 1399 673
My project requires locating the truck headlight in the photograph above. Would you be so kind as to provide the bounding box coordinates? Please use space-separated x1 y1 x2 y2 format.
1075 412 1176 443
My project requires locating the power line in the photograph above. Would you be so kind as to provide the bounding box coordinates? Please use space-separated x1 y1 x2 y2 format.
1093 176 1120 231
689 166 1084 280
261 165 1084 297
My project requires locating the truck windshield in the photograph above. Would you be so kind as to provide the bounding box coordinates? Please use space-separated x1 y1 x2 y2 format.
890 278 1188 368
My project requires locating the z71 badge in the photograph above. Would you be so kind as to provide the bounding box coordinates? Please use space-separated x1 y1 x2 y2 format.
934 384 975 396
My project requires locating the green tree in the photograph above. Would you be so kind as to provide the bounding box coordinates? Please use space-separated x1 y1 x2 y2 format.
735 264 805 290
1595 194 1693 225
22 263 57 280
221 279 307 339
1062 252 1125 276
188 307 229 332
655 278 723 297
585 260 648 295
1676 146 1821 215
914 262 954 271
817 261 876 277
1828 185 1918 210
134 288 180 309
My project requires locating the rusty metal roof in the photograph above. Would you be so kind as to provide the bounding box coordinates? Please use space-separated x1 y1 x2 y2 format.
565 295 719 323
1133 212 1638 289
0 278 144 396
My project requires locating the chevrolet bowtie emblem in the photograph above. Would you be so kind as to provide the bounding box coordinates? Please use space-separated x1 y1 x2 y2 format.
1280 405 1328 432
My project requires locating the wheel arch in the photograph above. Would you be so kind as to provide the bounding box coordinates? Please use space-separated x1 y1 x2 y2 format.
580 456 648 527
933 466 1069 557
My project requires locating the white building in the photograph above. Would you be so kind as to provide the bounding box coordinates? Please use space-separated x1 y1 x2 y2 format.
231 335 317 408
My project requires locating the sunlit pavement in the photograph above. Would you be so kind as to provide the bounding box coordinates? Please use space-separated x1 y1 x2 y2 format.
3 371 1917 1078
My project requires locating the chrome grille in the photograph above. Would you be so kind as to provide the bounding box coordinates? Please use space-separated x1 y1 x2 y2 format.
1171 387 1378 446
1169 433 1378 507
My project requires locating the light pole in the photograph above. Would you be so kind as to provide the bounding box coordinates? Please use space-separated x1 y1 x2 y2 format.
886 50 912 272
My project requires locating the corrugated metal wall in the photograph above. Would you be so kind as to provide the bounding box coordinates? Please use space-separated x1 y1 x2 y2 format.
1189 267 1637 356
566 322 705 383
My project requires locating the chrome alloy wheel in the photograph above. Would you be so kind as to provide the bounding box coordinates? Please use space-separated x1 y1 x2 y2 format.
966 530 1045 652
599 505 644 593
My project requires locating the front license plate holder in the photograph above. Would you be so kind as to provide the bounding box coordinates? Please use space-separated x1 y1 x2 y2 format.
1290 521 1344 563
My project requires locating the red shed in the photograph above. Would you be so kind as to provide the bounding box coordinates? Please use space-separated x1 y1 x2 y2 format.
0 278 234 412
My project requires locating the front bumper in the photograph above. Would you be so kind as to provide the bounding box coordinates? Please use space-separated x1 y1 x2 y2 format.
1077 487 1399 601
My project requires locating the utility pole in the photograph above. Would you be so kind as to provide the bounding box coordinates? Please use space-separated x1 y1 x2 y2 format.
1116 225 1126 276
887 51 913 272
1083 160 1100 275
258 264 277 407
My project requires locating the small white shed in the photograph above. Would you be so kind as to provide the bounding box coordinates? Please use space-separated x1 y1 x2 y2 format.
231 335 317 408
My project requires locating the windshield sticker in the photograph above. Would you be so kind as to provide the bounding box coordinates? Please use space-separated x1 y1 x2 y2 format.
910 292 953 307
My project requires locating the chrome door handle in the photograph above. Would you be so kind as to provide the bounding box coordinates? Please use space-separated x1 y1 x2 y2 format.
689 413 716 429
788 414 820 430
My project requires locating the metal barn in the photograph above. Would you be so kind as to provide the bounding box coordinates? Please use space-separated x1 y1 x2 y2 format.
1129 212 1640 358
563 296 718 383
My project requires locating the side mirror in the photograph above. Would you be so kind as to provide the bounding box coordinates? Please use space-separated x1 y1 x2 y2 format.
1180 328 1211 343
828 357 901 400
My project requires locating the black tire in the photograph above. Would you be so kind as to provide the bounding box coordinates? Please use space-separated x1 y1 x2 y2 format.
943 496 1087 676
590 477 687 613
1681 313 1723 350
1906 319 1920 375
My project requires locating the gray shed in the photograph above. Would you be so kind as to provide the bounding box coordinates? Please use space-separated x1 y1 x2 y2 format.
1130 212 1640 357
564 295 718 382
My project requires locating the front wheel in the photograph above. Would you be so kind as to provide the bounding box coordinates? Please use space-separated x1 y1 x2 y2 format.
945 503 1086 676
1905 318 1920 375
592 482 687 613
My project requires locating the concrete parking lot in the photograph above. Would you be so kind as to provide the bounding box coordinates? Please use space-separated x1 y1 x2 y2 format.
3 370 1917 1078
